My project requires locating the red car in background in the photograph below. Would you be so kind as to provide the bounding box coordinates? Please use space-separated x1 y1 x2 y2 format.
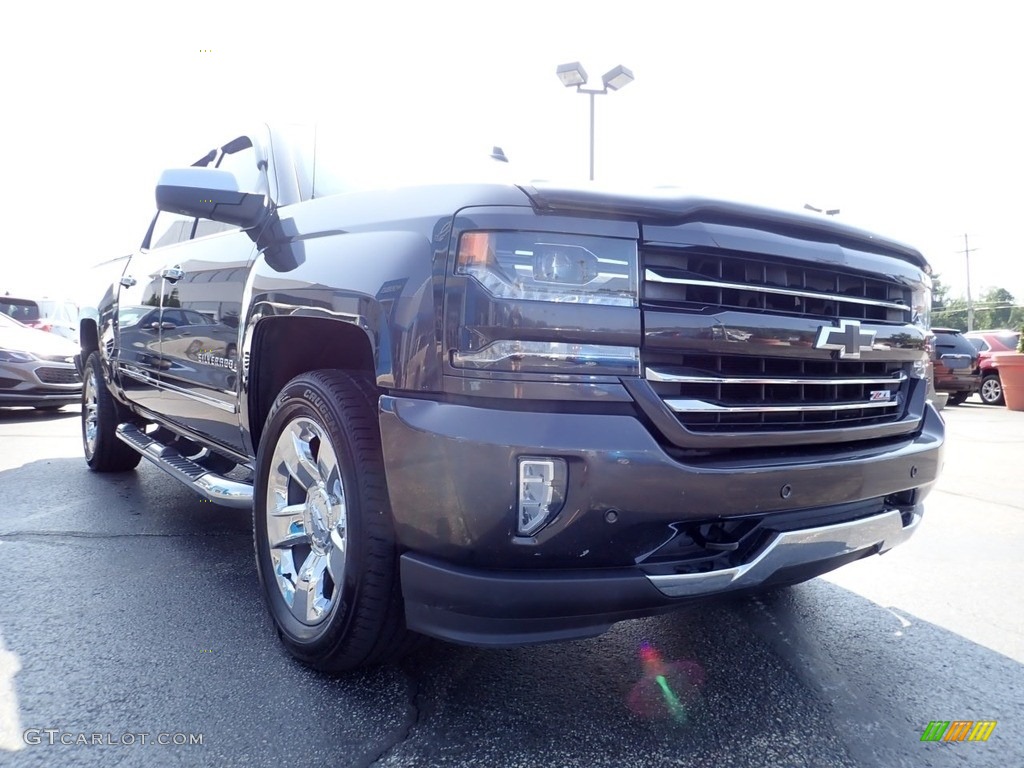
964 329 1022 405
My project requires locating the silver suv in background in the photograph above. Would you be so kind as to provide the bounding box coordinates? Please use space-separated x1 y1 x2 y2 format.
0 293 79 341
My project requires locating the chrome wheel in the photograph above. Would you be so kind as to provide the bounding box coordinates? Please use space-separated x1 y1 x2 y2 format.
265 416 348 625
980 375 1003 405
83 368 100 458
253 370 413 670
81 351 141 472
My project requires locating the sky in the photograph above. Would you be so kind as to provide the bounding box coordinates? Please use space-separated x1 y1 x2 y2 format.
1 0 1022 308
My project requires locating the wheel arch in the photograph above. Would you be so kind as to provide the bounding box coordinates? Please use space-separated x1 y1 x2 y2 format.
244 315 376 453
79 316 99 360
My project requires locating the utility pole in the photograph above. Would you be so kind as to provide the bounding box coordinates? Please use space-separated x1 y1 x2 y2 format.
957 234 978 331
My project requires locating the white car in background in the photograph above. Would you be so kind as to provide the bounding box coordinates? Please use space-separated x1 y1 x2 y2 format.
0 312 82 410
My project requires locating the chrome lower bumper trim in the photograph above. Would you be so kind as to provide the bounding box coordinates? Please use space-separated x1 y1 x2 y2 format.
646 508 920 597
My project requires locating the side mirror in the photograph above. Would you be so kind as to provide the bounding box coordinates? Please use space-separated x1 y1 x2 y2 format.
155 168 267 229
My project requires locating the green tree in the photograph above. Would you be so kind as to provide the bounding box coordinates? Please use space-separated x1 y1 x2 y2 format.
932 296 969 331
973 287 1018 330
930 273 950 309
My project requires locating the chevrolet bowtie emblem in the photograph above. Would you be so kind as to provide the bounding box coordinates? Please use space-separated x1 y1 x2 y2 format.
814 320 876 359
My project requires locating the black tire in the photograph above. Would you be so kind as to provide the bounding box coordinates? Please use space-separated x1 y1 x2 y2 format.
253 370 415 672
82 351 142 472
980 373 1004 406
946 391 969 406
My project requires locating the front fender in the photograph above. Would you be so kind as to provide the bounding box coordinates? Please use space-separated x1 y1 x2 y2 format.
242 224 447 393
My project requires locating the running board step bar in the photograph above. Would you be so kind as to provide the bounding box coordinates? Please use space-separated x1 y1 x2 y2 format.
115 423 253 508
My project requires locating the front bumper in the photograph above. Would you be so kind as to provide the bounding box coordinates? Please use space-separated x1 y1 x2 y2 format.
379 394 943 645
0 359 81 407
0 392 80 407
401 507 920 646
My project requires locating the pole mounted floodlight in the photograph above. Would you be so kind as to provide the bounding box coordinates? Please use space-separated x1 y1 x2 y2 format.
602 65 634 91
556 60 635 180
556 62 588 88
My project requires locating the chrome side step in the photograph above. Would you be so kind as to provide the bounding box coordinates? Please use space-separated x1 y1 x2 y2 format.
115 423 253 508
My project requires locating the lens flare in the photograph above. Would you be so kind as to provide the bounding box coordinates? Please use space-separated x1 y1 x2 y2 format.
627 642 705 723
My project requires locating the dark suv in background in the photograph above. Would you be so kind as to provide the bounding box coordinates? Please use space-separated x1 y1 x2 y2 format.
929 328 980 406
965 329 1022 405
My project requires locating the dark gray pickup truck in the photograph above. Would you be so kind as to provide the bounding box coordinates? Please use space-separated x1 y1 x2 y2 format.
78 124 943 671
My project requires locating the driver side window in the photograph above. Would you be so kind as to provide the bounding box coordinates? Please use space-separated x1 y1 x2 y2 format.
149 211 195 249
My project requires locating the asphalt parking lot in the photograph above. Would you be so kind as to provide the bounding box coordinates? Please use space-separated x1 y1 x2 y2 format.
0 400 1021 767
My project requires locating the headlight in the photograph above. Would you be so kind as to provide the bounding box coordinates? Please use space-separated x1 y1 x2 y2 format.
455 231 638 306
910 280 932 379
912 282 931 332
0 349 37 362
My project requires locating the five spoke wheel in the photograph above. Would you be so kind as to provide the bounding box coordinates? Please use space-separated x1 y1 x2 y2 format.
266 417 348 625
252 370 414 671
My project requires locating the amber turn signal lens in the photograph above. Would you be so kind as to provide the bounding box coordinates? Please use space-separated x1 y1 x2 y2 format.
456 232 493 269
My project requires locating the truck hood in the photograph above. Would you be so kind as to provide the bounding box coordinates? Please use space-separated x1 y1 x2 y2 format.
517 182 928 270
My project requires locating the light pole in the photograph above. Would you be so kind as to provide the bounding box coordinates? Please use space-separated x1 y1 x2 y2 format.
958 233 978 331
556 61 634 181
803 203 840 216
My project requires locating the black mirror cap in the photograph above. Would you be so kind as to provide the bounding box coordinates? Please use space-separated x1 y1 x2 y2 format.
155 168 267 229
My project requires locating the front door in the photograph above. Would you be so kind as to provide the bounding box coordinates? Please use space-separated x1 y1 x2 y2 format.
115 212 196 413
153 134 267 454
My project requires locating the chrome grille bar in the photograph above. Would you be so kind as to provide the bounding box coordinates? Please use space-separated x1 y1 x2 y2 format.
646 368 907 386
644 269 910 312
665 399 900 414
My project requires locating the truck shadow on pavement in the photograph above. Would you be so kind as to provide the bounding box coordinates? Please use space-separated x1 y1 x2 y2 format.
393 583 1020 768
0 406 80 423
1 456 1019 768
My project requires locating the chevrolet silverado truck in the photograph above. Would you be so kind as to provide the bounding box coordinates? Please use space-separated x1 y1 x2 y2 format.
78 124 943 671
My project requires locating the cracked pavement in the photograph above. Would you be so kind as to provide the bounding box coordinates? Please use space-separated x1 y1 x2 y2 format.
1 403 1021 767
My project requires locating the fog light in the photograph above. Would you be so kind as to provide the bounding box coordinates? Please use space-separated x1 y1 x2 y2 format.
517 457 567 536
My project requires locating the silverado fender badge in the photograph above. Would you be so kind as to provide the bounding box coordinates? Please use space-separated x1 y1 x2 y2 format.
814 319 876 359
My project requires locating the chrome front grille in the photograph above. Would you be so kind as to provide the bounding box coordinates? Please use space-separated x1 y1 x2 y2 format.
644 250 913 323
641 247 920 441
645 355 906 432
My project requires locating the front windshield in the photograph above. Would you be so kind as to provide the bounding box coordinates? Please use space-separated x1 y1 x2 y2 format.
290 123 518 200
